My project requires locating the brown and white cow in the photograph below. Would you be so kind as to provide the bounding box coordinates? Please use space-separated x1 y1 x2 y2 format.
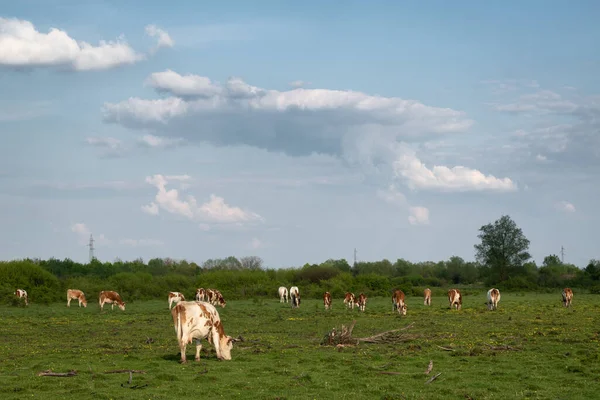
356 293 367 312
14 289 28 305
392 290 407 316
562 288 573 308
195 288 206 302
171 301 238 363
323 291 332 310
486 288 500 311
67 289 87 308
343 292 355 310
448 288 462 310
290 286 300 308
99 290 126 311
206 289 226 308
424 288 432 306
168 291 185 309
278 286 289 303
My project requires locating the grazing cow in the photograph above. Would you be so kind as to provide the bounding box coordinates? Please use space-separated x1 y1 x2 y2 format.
343 292 356 310
356 293 367 312
562 288 573 308
278 286 289 303
290 286 300 308
206 289 226 308
14 289 28 305
392 290 407 316
323 292 332 310
99 290 126 311
424 288 432 306
448 288 462 310
168 291 186 309
195 288 206 302
486 288 501 311
66 289 87 308
171 301 238 363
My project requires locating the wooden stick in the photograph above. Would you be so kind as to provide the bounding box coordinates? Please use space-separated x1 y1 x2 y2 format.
425 360 433 375
425 372 442 384
437 345 455 351
37 370 77 377
356 322 415 342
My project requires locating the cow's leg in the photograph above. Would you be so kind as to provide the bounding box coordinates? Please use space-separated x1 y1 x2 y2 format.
67 297 71 307
179 340 187 364
194 339 203 362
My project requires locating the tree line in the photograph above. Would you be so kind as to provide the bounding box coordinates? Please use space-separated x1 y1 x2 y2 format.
1 215 599 304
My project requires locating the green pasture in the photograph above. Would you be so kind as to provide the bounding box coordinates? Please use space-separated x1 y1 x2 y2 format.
0 293 599 399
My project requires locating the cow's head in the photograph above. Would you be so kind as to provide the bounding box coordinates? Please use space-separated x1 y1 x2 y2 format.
218 335 242 361
81 297 88 307
400 303 407 316
118 302 126 311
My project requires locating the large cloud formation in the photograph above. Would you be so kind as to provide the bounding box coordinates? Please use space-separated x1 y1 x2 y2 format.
0 17 172 71
103 70 519 225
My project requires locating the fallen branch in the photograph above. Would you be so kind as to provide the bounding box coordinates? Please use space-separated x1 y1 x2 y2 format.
425 372 442 385
378 371 403 375
37 370 77 377
356 322 415 343
437 345 455 352
322 321 415 346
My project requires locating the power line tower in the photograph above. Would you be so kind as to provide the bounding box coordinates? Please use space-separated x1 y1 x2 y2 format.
560 245 565 263
87 234 95 262
353 248 357 268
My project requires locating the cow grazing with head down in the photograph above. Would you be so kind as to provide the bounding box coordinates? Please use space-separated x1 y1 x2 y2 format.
278 286 289 303
424 288 432 306
392 290 407 316
343 292 355 310
206 289 226 308
14 289 28 305
448 289 462 310
290 286 300 308
356 293 367 312
323 292 332 310
171 301 238 363
99 291 126 311
486 288 500 311
562 288 573 308
195 288 206 302
67 289 87 308
168 291 186 309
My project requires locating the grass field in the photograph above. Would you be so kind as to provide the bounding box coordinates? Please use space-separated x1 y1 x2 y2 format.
1 292 599 399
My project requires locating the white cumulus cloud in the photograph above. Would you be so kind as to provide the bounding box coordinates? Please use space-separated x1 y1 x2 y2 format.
0 17 146 70
141 174 263 227
408 206 430 225
555 201 576 213
144 25 174 50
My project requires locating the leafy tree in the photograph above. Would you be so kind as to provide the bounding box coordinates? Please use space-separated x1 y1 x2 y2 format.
474 215 531 283
239 256 264 270
543 254 562 267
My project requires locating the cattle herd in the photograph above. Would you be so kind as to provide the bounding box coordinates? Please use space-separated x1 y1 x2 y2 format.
11 285 575 363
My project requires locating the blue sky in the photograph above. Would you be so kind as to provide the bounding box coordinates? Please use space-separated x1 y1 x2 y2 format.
1 1 599 268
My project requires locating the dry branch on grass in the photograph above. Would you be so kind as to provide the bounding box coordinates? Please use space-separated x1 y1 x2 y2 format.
321 321 415 346
425 360 433 375
37 370 77 377
425 372 442 385
104 369 147 374
437 345 455 352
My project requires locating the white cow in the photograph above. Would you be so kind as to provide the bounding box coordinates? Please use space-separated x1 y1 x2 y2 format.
14 289 28 305
278 286 289 303
171 301 238 363
486 288 501 311
290 286 300 308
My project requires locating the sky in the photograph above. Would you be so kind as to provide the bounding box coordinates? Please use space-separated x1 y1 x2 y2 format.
1 0 599 268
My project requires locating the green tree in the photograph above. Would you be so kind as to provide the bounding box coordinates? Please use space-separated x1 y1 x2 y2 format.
474 215 531 283
543 254 562 267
